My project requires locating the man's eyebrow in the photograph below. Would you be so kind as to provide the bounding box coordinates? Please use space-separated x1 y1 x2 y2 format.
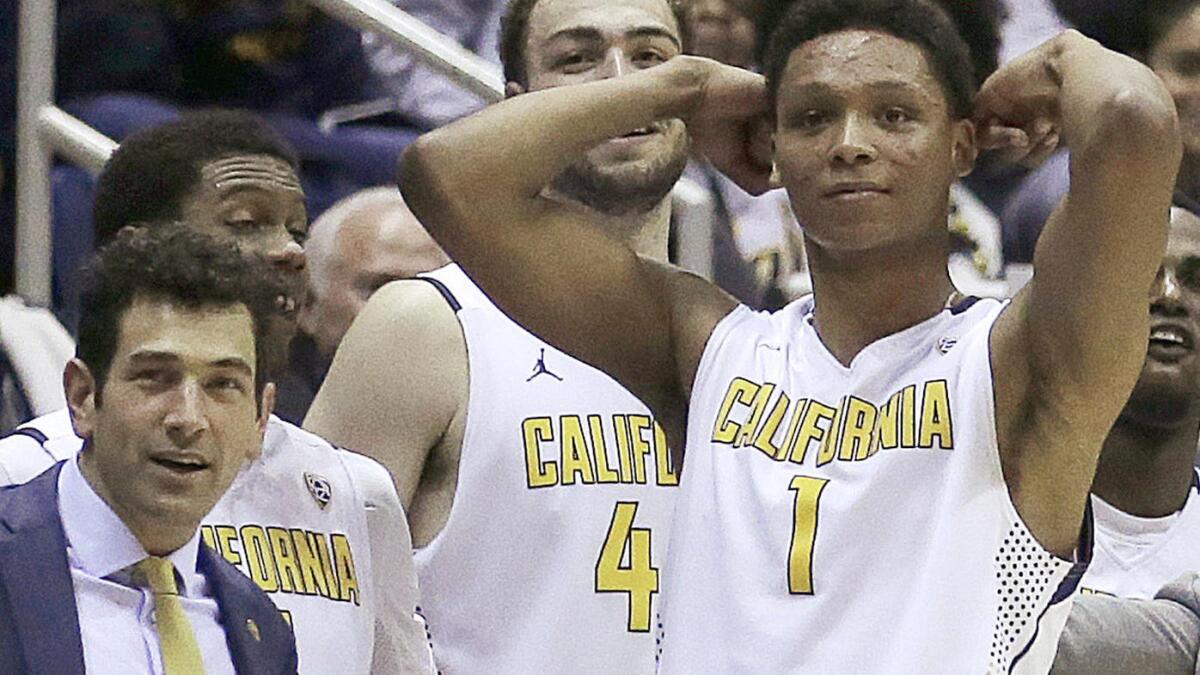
210 358 255 376
782 79 931 100
126 350 181 364
545 25 680 49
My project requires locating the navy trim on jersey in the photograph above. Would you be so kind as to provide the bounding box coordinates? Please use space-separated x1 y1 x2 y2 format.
1008 500 1095 673
418 277 463 313
1 427 49 446
949 295 981 315
1191 469 1199 494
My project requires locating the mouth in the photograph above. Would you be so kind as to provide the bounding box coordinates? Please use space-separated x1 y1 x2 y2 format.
614 125 661 142
823 182 889 201
276 293 298 317
1147 322 1195 362
149 453 211 476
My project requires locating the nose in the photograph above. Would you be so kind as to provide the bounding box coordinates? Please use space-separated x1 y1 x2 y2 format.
267 240 306 276
596 47 633 80
828 114 878 166
163 382 209 446
1151 267 1187 316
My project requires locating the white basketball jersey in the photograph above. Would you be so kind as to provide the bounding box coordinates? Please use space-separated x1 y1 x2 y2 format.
415 264 677 674
658 296 1090 674
1080 476 1200 599
0 412 384 675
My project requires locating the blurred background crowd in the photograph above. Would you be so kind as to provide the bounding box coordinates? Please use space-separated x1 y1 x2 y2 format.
0 0 1193 431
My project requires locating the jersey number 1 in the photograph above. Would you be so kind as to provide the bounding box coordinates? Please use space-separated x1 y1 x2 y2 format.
596 501 659 632
789 475 830 595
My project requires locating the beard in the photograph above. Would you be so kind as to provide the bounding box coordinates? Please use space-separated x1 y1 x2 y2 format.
1119 369 1200 431
551 122 689 217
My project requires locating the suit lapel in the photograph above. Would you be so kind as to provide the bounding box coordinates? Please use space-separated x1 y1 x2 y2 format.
200 544 263 674
0 464 85 675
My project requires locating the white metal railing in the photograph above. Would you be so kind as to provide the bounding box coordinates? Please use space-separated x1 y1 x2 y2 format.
14 0 716 305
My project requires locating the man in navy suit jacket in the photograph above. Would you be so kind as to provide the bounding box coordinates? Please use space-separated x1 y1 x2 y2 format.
0 225 297 674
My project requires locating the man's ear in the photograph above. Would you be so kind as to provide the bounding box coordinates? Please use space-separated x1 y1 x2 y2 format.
64 359 97 442
952 118 978 178
505 81 527 98
257 382 276 443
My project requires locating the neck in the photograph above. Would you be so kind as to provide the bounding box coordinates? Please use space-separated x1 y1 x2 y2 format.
1092 415 1200 518
547 190 672 261
78 450 197 555
1179 153 1200 200
806 232 955 366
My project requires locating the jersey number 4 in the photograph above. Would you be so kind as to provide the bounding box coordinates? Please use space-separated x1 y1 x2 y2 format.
789 475 830 595
596 501 659 632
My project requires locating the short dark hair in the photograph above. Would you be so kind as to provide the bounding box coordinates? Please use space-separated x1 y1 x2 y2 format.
1052 0 1197 59
754 0 1006 87
76 224 285 402
762 0 976 119
499 0 690 86
92 109 299 246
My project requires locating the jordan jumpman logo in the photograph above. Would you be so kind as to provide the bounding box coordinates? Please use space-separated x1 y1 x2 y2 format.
527 348 563 382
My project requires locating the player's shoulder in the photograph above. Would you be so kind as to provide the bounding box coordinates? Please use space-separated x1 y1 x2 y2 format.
338 449 403 511
0 409 81 486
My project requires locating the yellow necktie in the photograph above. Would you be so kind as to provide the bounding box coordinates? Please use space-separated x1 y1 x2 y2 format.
134 556 206 675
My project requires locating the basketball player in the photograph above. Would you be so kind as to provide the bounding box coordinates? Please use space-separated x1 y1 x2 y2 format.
303 0 688 672
396 0 1181 671
0 112 431 674
1079 203 1200 599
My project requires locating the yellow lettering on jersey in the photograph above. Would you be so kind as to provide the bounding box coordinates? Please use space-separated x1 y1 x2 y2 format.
816 397 848 467
200 525 217 552
241 526 280 593
615 415 635 484
312 532 341 601
522 416 559 488
331 534 361 606
779 398 810 462
842 396 878 462
712 377 759 444
653 423 679 486
918 380 953 449
559 415 596 485
752 390 791 461
215 525 243 566
876 390 901 451
292 528 331 598
900 385 917 447
735 383 775 448
589 414 621 484
267 527 304 594
788 400 836 465
629 415 654 485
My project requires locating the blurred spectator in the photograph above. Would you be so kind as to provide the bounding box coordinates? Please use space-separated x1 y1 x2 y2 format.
365 0 505 129
278 187 448 423
999 0 1067 65
683 0 757 69
0 296 74 432
1004 0 1200 263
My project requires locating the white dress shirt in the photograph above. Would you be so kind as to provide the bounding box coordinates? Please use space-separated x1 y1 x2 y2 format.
57 457 237 675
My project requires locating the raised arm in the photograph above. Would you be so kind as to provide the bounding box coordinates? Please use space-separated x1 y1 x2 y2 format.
397 56 767 439
984 31 1182 555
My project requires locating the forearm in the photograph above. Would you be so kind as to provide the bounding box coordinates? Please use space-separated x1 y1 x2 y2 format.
399 57 708 216
1052 31 1178 152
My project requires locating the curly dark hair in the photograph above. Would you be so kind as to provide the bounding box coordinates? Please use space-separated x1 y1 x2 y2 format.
1052 0 1197 59
92 109 299 246
755 0 1005 86
762 0 976 119
76 223 286 402
499 0 690 86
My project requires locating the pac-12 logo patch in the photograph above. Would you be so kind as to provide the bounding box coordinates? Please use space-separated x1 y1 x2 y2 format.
936 336 958 354
304 472 332 510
